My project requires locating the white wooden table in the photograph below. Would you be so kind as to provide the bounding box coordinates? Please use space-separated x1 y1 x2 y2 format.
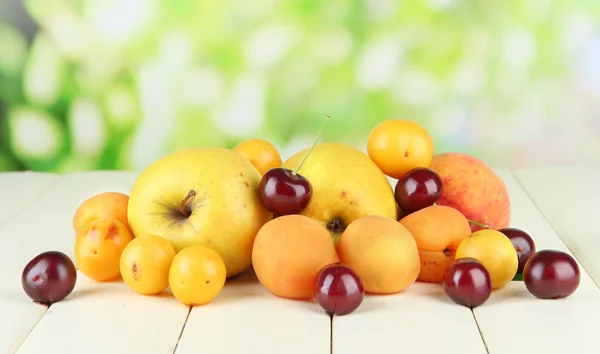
1 167 599 354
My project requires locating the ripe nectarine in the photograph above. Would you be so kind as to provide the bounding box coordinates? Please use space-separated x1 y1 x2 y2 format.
251 214 339 299
399 205 472 283
337 215 420 294
429 152 510 232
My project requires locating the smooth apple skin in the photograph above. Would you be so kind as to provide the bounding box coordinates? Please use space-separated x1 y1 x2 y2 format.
127 147 273 278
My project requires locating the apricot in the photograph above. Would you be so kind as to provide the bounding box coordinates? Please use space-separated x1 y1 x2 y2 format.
429 152 510 232
169 245 227 306
233 138 282 175
120 235 177 295
337 215 420 294
73 192 130 237
74 219 134 281
251 214 339 299
399 205 472 283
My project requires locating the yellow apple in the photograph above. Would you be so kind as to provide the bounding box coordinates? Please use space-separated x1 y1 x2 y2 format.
281 142 397 245
127 147 272 278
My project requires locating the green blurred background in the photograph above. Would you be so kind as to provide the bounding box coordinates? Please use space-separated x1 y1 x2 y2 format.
1 0 599 173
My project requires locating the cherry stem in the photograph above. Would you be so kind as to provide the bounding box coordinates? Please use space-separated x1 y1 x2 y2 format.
467 219 489 229
292 115 330 175
433 202 490 229
179 190 196 217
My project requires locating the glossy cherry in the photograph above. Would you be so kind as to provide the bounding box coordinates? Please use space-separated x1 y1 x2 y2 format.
314 263 364 316
258 115 330 216
22 250 77 306
442 257 492 308
394 167 443 214
259 168 312 215
498 227 536 274
523 249 580 299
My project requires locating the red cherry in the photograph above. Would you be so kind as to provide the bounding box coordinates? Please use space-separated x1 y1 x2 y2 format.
314 263 364 316
394 167 443 214
523 249 580 299
258 115 330 216
498 227 536 274
259 168 312 215
442 257 492 308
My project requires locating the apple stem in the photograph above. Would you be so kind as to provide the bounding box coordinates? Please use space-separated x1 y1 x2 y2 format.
179 190 196 217
292 115 331 175
468 219 489 229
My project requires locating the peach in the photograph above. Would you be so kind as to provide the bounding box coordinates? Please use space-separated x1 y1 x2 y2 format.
399 205 472 283
73 192 131 237
251 214 339 299
337 215 420 294
429 152 510 232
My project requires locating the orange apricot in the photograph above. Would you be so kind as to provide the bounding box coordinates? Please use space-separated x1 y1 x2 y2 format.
399 205 472 283
337 215 420 294
74 219 134 282
73 192 130 237
251 214 339 299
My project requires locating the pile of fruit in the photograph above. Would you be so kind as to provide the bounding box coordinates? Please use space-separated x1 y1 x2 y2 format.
21 118 581 315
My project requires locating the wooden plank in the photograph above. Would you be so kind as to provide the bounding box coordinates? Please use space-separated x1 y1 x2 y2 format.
471 169 600 354
174 270 331 354
1 172 186 354
512 166 600 285
0 172 58 228
333 282 487 354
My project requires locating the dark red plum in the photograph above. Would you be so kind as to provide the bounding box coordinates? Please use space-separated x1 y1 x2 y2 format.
22 251 77 305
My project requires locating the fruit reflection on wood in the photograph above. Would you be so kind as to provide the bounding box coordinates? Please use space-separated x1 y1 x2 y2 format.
21 117 581 314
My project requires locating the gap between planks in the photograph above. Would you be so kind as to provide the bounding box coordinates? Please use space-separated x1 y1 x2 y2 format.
172 307 192 354
470 310 489 354
330 315 333 354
